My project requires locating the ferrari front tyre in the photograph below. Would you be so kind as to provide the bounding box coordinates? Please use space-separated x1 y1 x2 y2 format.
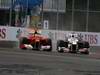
20 37 29 50
20 37 29 44
20 44 27 50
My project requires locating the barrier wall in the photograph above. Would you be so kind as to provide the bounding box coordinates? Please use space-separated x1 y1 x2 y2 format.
0 26 100 48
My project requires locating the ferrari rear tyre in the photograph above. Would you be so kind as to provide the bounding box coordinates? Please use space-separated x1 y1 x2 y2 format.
45 39 52 51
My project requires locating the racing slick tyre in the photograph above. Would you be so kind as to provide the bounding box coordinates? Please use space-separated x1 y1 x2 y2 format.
83 41 90 48
80 42 89 55
42 39 52 52
78 41 89 54
21 37 30 44
20 37 30 50
47 39 52 51
78 41 89 48
80 50 89 55
78 42 84 49
57 40 65 53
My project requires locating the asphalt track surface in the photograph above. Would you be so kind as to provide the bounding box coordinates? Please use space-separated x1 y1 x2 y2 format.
0 48 100 75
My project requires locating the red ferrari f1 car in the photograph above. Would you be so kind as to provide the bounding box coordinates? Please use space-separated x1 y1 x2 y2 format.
19 28 52 51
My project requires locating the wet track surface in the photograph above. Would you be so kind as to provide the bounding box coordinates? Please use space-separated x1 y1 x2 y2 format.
0 48 100 75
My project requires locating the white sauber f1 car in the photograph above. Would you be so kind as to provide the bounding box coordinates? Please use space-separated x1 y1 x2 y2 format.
57 33 90 54
19 28 52 51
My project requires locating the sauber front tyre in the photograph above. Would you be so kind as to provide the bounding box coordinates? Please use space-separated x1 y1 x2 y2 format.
78 41 90 54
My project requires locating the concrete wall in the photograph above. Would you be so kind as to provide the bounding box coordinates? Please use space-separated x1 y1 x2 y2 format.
0 41 18 48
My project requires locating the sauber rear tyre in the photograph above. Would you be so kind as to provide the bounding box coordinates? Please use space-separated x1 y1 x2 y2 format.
81 50 89 55
84 42 90 48
78 41 90 49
